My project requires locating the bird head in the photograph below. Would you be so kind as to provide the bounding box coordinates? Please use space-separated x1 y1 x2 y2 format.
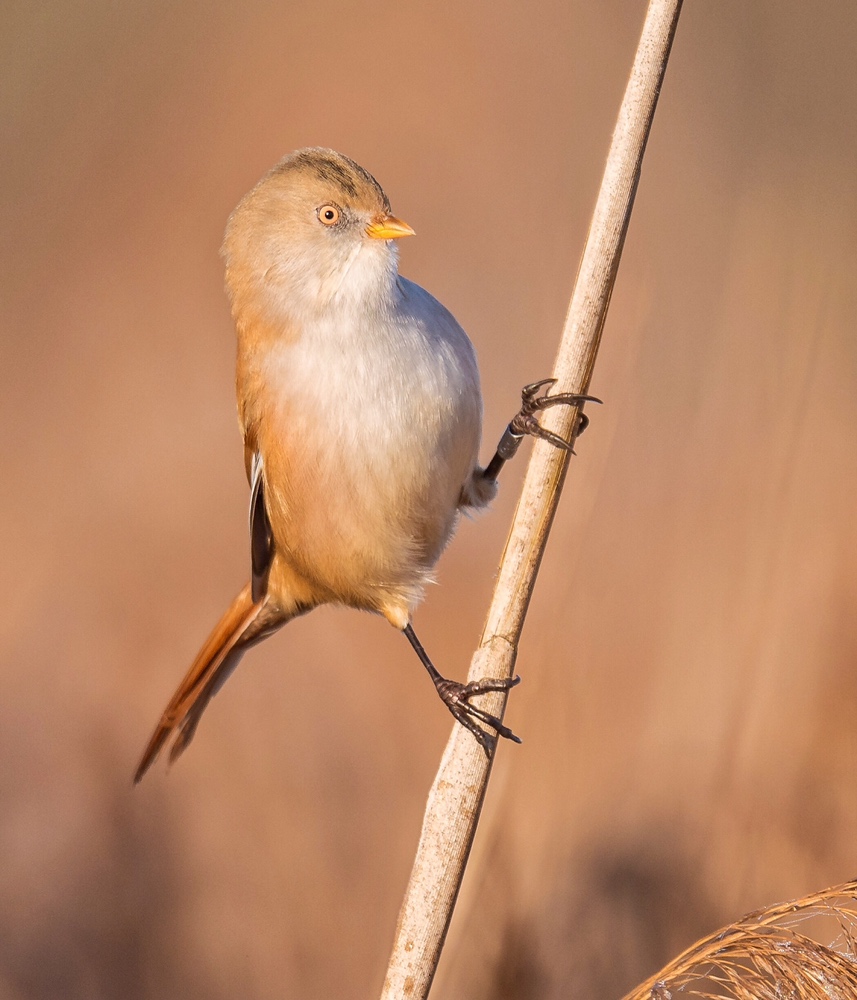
222 148 414 323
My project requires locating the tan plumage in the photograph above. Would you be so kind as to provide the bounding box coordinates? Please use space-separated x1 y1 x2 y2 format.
135 584 284 781
135 148 501 781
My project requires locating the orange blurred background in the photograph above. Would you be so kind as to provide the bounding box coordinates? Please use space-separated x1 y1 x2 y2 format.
2 2 857 997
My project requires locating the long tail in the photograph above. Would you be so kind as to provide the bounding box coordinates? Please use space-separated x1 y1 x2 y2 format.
134 583 285 783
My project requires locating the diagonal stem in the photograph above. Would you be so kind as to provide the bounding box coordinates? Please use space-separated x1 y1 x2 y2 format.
380 2 685 997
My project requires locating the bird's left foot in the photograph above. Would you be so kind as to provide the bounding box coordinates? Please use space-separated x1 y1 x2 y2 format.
433 674 522 754
483 378 601 481
510 378 601 451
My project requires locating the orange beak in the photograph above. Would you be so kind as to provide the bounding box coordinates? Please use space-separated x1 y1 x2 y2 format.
365 214 416 240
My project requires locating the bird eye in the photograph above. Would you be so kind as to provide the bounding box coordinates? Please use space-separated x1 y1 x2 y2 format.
317 204 341 226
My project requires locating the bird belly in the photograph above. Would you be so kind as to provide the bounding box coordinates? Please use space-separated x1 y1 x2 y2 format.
255 343 480 621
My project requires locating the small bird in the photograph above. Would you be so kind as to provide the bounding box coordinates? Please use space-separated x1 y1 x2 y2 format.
135 148 593 782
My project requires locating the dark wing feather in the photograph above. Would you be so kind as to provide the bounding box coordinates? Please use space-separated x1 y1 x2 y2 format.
249 451 273 602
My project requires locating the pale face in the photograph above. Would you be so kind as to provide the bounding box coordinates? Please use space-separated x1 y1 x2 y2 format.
223 149 408 321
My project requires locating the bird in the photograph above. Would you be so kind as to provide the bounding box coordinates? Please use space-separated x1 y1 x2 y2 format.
134 148 594 782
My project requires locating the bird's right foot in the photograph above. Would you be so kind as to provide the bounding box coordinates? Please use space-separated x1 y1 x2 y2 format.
403 622 522 755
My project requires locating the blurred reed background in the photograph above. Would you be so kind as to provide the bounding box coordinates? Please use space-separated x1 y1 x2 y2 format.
2 2 856 998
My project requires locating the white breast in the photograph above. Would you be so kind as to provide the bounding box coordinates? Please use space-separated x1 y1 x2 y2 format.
254 276 484 614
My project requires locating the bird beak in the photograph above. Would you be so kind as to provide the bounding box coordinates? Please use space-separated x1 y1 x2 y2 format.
365 214 416 240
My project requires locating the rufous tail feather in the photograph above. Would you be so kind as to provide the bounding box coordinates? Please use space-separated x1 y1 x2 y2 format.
134 584 284 783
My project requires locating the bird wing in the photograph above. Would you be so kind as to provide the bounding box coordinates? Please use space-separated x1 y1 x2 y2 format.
249 450 273 602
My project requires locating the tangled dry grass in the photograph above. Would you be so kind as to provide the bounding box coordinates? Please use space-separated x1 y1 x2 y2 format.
625 882 857 1000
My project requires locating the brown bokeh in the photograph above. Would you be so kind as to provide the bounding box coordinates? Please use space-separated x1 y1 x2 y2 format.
2 2 857 997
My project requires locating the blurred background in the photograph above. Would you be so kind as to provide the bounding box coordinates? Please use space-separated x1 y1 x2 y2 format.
2 1 856 997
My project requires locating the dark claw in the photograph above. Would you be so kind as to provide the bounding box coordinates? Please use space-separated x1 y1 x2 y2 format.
514 414 576 452
435 675 522 754
521 377 559 399
448 705 497 753
511 378 601 450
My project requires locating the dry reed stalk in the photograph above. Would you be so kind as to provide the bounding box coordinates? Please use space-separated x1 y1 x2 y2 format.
380 1 685 997
623 880 857 1000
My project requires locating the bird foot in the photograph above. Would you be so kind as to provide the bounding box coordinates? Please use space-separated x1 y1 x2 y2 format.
509 378 601 452
434 674 522 754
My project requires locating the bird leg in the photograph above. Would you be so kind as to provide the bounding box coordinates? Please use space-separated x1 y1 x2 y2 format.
482 378 601 482
403 623 521 753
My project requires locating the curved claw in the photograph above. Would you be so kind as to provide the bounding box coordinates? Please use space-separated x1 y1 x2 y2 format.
520 378 602 410
532 391 603 411
521 377 560 400
512 413 575 451
448 705 498 753
528 420 576 452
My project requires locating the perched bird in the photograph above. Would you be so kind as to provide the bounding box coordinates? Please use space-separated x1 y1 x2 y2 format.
135 148 592 782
